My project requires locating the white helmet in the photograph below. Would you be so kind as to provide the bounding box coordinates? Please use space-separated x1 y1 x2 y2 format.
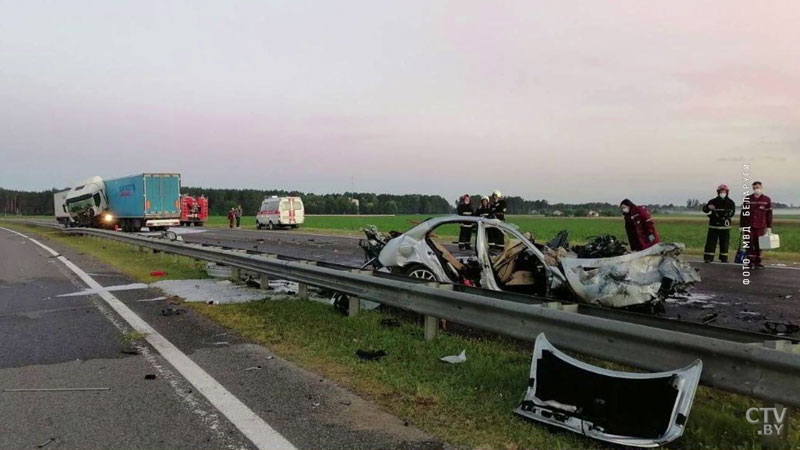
492 190 502 198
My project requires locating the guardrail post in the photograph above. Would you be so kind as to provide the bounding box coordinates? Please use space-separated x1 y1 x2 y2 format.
230 267 240 283
348 296 360 317
761 340 792 449
424 315 438 341
297 283 308 301
259 273 269 290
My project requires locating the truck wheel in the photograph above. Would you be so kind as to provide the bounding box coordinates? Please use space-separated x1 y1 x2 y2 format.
256 222 262 230
268 222 274 230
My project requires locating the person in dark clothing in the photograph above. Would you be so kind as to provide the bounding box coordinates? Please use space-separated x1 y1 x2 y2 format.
476 196 492 218
488 190 506 250
490 190 507 221
740 181 773 268
702 184 736 263
456 194 474 250
620 199 659 251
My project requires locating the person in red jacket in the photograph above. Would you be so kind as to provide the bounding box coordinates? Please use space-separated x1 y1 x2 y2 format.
740 181 773 268
620 199 660 251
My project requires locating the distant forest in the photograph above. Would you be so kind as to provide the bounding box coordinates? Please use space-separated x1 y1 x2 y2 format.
1 186 790 217
0 187 453 216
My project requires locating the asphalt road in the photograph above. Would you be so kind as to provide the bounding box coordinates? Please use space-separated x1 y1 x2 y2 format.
177 227 800 335
0 226 445 450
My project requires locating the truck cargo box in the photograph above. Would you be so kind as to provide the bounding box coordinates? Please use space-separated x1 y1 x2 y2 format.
104 173 181 230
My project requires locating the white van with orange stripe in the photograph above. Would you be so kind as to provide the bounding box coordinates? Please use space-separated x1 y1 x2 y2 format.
256 196 304 230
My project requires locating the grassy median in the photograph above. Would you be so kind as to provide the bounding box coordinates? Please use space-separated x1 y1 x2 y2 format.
4 220 798 449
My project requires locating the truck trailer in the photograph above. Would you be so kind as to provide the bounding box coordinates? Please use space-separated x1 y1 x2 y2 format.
64 173 181 231
53 189 73 227
104 173 181 231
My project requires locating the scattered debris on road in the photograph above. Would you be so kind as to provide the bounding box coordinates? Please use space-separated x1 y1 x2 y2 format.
144 374 157 380
36 438 55 448
161 307 185 316
515 334 702 447
356 349 387 361
379 318 401 328
701 312 719 324
440 350 467 364
244 366 263 371
763 320 800 336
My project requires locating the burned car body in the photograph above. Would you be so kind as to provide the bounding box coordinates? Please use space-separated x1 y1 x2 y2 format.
377 216 699 308
515 334 702 447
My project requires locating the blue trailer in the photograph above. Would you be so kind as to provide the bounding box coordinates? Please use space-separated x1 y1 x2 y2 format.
104 173 181 231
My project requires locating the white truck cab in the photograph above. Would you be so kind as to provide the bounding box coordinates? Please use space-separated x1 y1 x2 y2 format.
65 176 111 227
256 196 304 230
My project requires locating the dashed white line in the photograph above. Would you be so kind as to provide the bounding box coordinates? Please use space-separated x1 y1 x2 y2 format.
0 226 296 450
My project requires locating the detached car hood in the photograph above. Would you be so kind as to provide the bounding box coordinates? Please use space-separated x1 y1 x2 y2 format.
558 243 700 308
515 334 702 447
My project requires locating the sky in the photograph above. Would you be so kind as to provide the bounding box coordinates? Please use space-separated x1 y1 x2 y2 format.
1 0 798 205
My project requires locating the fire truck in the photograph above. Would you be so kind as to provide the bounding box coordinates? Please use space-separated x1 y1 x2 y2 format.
179 194 208 226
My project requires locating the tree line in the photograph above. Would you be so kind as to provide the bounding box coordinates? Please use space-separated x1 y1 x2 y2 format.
0 187 453 216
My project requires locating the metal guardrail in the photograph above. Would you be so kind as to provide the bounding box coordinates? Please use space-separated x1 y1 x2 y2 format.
15 221 800 407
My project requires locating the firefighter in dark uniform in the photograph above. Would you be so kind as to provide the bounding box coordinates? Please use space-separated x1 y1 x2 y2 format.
702 184 736 263
476 196 492 218
456 194 474 250
488 190 507 250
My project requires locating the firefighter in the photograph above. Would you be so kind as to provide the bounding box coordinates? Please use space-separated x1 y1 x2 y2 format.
488 190 507 250
476 196 492 218
490 190 507 221
620 199 659 251
740 181 773 268
456 194 474 250
702 184 736 263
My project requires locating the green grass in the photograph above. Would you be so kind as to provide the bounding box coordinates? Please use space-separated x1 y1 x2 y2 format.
207 214 800 262
6 220 798 448
0 222 208 282
189 299 799 449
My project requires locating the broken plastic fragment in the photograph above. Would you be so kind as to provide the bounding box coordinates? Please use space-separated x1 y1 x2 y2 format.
440 350 466 364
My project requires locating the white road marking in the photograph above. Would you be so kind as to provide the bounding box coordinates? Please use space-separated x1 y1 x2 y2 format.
0 226 295 450
56 282 148 297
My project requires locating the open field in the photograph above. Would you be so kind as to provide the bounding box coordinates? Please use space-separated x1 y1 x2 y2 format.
4 222 796 449
206 214 800 262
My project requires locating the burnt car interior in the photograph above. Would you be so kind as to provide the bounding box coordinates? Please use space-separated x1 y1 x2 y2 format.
424 222 479 283
486 226 549 296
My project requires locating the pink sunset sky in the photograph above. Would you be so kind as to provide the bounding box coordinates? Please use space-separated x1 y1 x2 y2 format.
1 0 798 204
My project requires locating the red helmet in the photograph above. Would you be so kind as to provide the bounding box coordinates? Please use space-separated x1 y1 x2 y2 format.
717 184 729 193
461 194 471 201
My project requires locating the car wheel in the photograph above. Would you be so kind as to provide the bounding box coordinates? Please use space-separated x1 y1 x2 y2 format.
404 264 437 281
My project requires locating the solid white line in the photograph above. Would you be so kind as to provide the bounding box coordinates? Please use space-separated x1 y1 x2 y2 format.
0 226 295 450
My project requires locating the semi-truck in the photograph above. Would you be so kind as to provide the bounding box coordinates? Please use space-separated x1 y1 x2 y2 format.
64 173 181 232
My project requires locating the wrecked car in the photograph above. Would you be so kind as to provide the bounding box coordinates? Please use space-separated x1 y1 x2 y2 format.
376 216 700 309
515 334 702 447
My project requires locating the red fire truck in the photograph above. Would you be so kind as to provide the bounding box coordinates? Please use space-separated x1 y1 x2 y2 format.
179 194 208 226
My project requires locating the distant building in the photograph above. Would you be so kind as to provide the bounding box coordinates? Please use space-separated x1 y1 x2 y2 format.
587 210 600 217
551 210 564 216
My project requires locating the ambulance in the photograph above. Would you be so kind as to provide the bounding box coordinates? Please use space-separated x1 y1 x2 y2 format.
256 196 304 230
